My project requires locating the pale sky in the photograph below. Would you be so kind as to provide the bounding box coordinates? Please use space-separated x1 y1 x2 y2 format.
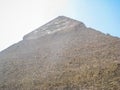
0 0 120 51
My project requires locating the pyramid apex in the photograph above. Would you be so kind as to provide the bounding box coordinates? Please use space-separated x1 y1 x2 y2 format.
23 16 86 40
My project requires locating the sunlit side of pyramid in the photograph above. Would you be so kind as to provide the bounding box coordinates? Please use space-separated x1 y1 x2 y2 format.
0 16 120 90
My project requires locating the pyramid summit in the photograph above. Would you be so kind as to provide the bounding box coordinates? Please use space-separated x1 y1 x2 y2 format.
23 16 86 40
0 16 120 90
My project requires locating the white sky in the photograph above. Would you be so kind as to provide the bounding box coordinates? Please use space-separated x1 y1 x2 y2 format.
0 0 69 51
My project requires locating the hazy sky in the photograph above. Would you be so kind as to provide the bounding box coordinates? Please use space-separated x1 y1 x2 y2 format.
0 0 120 51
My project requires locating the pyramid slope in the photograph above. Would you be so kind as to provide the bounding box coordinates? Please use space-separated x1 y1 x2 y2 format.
0 16 120 90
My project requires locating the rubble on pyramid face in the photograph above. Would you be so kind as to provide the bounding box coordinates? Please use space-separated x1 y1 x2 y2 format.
23 16 86 40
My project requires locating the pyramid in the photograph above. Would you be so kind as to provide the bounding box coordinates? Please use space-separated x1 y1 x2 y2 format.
0 16 120 90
